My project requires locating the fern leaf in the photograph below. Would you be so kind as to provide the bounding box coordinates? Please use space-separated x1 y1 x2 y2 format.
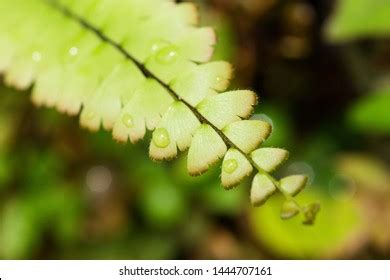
251 173 277 207
0 0 319 223
251 148 290 172
197 90 257 129
223 120 272 153
187 124 227 176
149 101 200 160
221 149 253 189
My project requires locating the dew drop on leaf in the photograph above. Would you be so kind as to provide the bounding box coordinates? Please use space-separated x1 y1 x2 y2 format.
150 39 168 54
121 114 133 128
156 46 178 65
223 159 238 174
152 128 170 148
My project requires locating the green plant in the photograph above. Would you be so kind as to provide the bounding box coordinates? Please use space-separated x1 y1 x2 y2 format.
347 87 390 134
325 0 390 136
325 0 390 42
0 0 319 223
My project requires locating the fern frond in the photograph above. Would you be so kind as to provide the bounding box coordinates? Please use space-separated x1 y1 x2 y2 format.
0 0 319 223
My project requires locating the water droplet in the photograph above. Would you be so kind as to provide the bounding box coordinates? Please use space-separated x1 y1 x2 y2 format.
156 46 178 65
121 114 133 128
85 111 96 120
69 46 79 56
32 51 42 62
150 39 168 54
223 159 238 174
152 128 170 148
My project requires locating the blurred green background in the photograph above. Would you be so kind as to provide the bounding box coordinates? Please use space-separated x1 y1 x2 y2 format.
0 0 389 259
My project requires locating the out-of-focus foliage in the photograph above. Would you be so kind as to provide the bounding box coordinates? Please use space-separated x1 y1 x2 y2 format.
347 88 390 134
250 191 362 259
251 151 390 259
337 154 389 193
325 0 390 41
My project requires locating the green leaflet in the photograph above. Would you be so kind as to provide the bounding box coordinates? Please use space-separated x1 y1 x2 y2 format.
0 0 319 222
221 149 253 189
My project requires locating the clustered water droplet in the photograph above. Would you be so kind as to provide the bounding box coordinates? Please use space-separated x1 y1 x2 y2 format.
223 159 238 174
152 128 170 148
121 113 133 128
156 46 178 65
